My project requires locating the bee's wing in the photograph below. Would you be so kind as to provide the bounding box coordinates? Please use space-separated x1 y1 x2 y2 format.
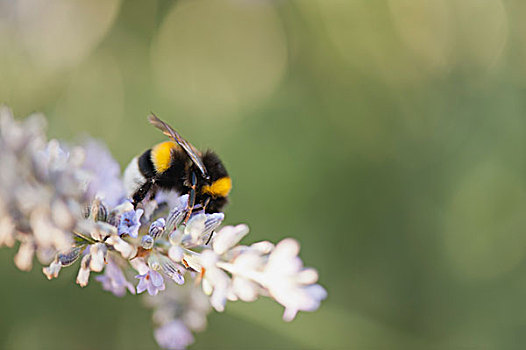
148 114 209 179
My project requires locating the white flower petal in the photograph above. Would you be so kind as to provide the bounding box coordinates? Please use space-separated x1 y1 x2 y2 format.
184 309 208 332
76 255 91 287
282 307 298 322
14 241 34 271
199 249 219 268
250 241 274 254
169 228 184 246
210 288 227 312
182 253 203 272
30 207 71 250
304 284 328 309
50 199 75 230
43 260 62 280
265 238 301 274
272 238 300 260
232 277 259 302
106 235 135 259
185 213 207 242
227 288 238 301
212 224 249 255
202 278 213 295
233 251 263 271
168 246 184 262
0 214 15 247
89 243 107 272
297 268 319 285
130 258 149 275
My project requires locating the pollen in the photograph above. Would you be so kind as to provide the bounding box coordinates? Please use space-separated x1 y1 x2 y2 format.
151 141 178 173
182 258 189 269
202 177 232 197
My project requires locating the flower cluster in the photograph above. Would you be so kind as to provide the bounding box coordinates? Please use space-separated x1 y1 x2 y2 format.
0 107 85 270
0 107 327 349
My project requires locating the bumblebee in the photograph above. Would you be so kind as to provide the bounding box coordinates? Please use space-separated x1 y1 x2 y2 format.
123 114 232 217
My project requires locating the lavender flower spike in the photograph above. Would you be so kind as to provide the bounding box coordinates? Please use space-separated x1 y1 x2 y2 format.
0 109 327 350
136 269 166 296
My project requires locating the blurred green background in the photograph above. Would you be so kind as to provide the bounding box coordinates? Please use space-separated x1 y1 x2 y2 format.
2 0 526 348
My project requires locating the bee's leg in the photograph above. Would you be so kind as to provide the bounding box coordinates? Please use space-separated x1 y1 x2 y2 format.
183 171 198 224
148 184 158 201
132 179 153 208
202 197 211 212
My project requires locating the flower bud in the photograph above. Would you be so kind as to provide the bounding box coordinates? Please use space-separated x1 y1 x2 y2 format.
141 234 155 249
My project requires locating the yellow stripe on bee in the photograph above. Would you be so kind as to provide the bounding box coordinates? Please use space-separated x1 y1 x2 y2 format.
151 141 178 173
202 177 232 197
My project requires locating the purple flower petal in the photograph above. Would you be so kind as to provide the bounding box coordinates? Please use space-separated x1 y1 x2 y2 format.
154 320 194 350
171 273 184 285
136 274 148 294
82 140 126 208
147 282 158 296
96 259 135 297
135 269 166 296
118 209 143 238
150 270 164 288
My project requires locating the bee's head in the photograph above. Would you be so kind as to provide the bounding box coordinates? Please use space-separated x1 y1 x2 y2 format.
199 150 231 213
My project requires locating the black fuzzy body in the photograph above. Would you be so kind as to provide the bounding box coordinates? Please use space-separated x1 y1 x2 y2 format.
133 148 229 213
